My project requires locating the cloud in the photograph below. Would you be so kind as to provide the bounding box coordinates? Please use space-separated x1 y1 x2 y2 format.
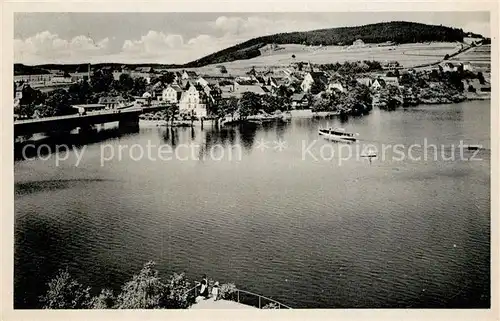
14 31 110 64
14 15 335 64
122 30 184 54
213 15 331 38
118 31 238 63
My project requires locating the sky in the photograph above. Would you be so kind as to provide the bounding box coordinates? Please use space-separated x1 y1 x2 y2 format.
14 12 490 65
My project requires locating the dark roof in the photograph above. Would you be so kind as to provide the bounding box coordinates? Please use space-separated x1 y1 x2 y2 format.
236 79 258 86
184 70 198 77
167 84 183 92
374 79 386 87
310 72 328 84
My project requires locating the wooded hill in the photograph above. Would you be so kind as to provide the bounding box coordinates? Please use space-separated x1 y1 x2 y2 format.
183 21 473 67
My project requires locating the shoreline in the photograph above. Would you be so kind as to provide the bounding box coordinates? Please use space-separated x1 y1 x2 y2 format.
139 98 491 129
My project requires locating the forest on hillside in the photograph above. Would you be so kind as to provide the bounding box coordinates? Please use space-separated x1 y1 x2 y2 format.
183 21 471 67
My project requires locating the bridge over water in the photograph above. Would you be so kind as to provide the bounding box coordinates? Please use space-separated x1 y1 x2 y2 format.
14 105 166 137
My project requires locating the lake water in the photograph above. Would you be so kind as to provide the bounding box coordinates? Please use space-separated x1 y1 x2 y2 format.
14 101 491 308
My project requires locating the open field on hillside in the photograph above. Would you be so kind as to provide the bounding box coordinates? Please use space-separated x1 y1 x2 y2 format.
450 44 491 71
177 42 461 76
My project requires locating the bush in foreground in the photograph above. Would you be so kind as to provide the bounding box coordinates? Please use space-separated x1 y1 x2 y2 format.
39 262 236 309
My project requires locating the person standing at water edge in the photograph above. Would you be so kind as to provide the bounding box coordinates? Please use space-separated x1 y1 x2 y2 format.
198 274 209 299
212 281 220 301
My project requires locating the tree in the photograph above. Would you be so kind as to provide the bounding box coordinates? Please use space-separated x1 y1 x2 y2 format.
44 89 75 116
90 289 115 309
91 70 114 93
238 92 261 117
217 65 228 74
19 85 45 106
132 77 147 96
159 72 175 85
221 97 239 119
119 73 134 92
162 272 193 309
291 54 296 59
14 103 36 118
115 262 167 309
39 268 92 309
399 73 413 86
311 93 331 112
114 261 193 309
68 80 91 104
276 85 292 99
261 95 281 114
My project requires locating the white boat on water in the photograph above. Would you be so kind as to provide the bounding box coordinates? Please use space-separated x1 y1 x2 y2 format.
318 127 358 143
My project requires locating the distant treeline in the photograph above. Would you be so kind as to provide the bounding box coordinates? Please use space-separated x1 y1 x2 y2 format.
15 21 481 73
14 63 181 75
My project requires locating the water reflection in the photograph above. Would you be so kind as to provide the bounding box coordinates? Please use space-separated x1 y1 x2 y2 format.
14 126 139 161
237 124 258 151
162 128 179 147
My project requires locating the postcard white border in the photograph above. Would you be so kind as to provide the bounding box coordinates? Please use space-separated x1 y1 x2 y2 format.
1 1 498 320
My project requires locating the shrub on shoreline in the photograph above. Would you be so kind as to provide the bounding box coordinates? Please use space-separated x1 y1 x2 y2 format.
39 262 238 309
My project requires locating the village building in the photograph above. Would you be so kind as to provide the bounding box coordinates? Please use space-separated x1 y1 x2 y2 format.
149 81 165 100
269 77 287 88
203 84 222 103
383 61 400 69
51 71 73 84
14 83 29 101
14 73 53 85
461 62 474 72
222 84 267 99
371 78 387 91
112 70 124 81
162 84 183 103
381 76 399 87
234 79 259 90
441 62 458 72
327 81 344 93
302 61 315 73
301 72 329 93
196 77 210 88
98 96 126 109
70 71 91 82
182 70 198 80
129 67 153 83
291 93 309 109
72 104 107 114
251 75 267 85
356 77 373 87
178 84 208 118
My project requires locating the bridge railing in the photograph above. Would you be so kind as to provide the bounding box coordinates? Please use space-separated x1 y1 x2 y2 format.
232 289 292 309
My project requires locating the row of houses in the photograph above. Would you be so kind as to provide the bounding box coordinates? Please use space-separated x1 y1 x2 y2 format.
14 70 90 86
137 67 405 117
